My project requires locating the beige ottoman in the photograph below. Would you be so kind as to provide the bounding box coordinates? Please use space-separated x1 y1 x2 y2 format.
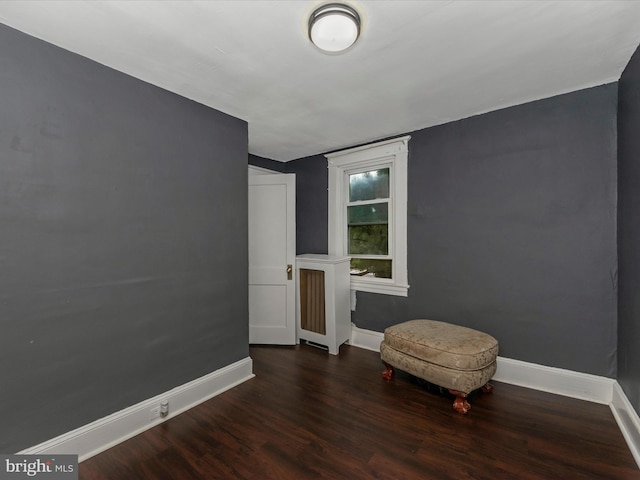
380 319 498 414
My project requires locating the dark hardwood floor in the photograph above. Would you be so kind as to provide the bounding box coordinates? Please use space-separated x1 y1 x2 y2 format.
80 344 639 479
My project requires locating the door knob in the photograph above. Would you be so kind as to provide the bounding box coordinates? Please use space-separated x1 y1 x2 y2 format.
287 264 293 280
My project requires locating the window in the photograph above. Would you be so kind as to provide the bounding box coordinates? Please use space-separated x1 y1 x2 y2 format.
327 136 410 296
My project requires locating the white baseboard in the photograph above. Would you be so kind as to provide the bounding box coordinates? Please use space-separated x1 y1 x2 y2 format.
612 382 640 468
349 325 639 468
493 356 615 404
19 357 254 462
349 324 384 352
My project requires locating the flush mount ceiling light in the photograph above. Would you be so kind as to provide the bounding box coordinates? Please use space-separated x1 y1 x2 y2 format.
309 3 361 53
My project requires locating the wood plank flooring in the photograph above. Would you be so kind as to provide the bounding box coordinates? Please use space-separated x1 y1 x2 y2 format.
80 344 639 479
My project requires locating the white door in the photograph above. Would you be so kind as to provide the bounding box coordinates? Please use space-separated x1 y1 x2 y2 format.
248 172 296 344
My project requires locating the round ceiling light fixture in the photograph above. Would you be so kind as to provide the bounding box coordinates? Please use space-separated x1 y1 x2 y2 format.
309 3 361 53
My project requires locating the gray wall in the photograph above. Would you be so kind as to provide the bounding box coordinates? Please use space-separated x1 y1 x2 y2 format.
0 24 249 453
618 45 640 412
248 154 286 173
289 84 619 378
284 154 329 256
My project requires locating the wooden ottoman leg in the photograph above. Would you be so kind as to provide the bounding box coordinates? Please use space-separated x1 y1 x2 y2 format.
382 362 395 381
481 383 494 394
448 390 471 414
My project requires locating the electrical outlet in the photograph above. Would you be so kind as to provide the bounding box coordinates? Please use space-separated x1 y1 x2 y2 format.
149 405 161 421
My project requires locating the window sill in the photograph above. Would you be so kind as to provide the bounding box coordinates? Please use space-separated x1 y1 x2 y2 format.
350 277 409 297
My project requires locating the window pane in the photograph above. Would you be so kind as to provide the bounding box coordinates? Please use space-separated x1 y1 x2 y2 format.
349 168 389 202
350 258 392 279
348 224 388 255
348 203 388 225
348 203 388 255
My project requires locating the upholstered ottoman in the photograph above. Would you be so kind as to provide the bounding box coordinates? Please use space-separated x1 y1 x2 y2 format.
380 319 498 414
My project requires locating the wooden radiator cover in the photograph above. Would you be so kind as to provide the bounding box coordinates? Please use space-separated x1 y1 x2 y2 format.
295 254 351 355
299 268 326 335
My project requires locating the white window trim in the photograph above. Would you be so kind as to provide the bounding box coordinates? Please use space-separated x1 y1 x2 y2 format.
327 136 410 297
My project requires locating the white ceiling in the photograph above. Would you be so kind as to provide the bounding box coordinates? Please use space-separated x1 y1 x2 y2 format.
1 1 640 162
